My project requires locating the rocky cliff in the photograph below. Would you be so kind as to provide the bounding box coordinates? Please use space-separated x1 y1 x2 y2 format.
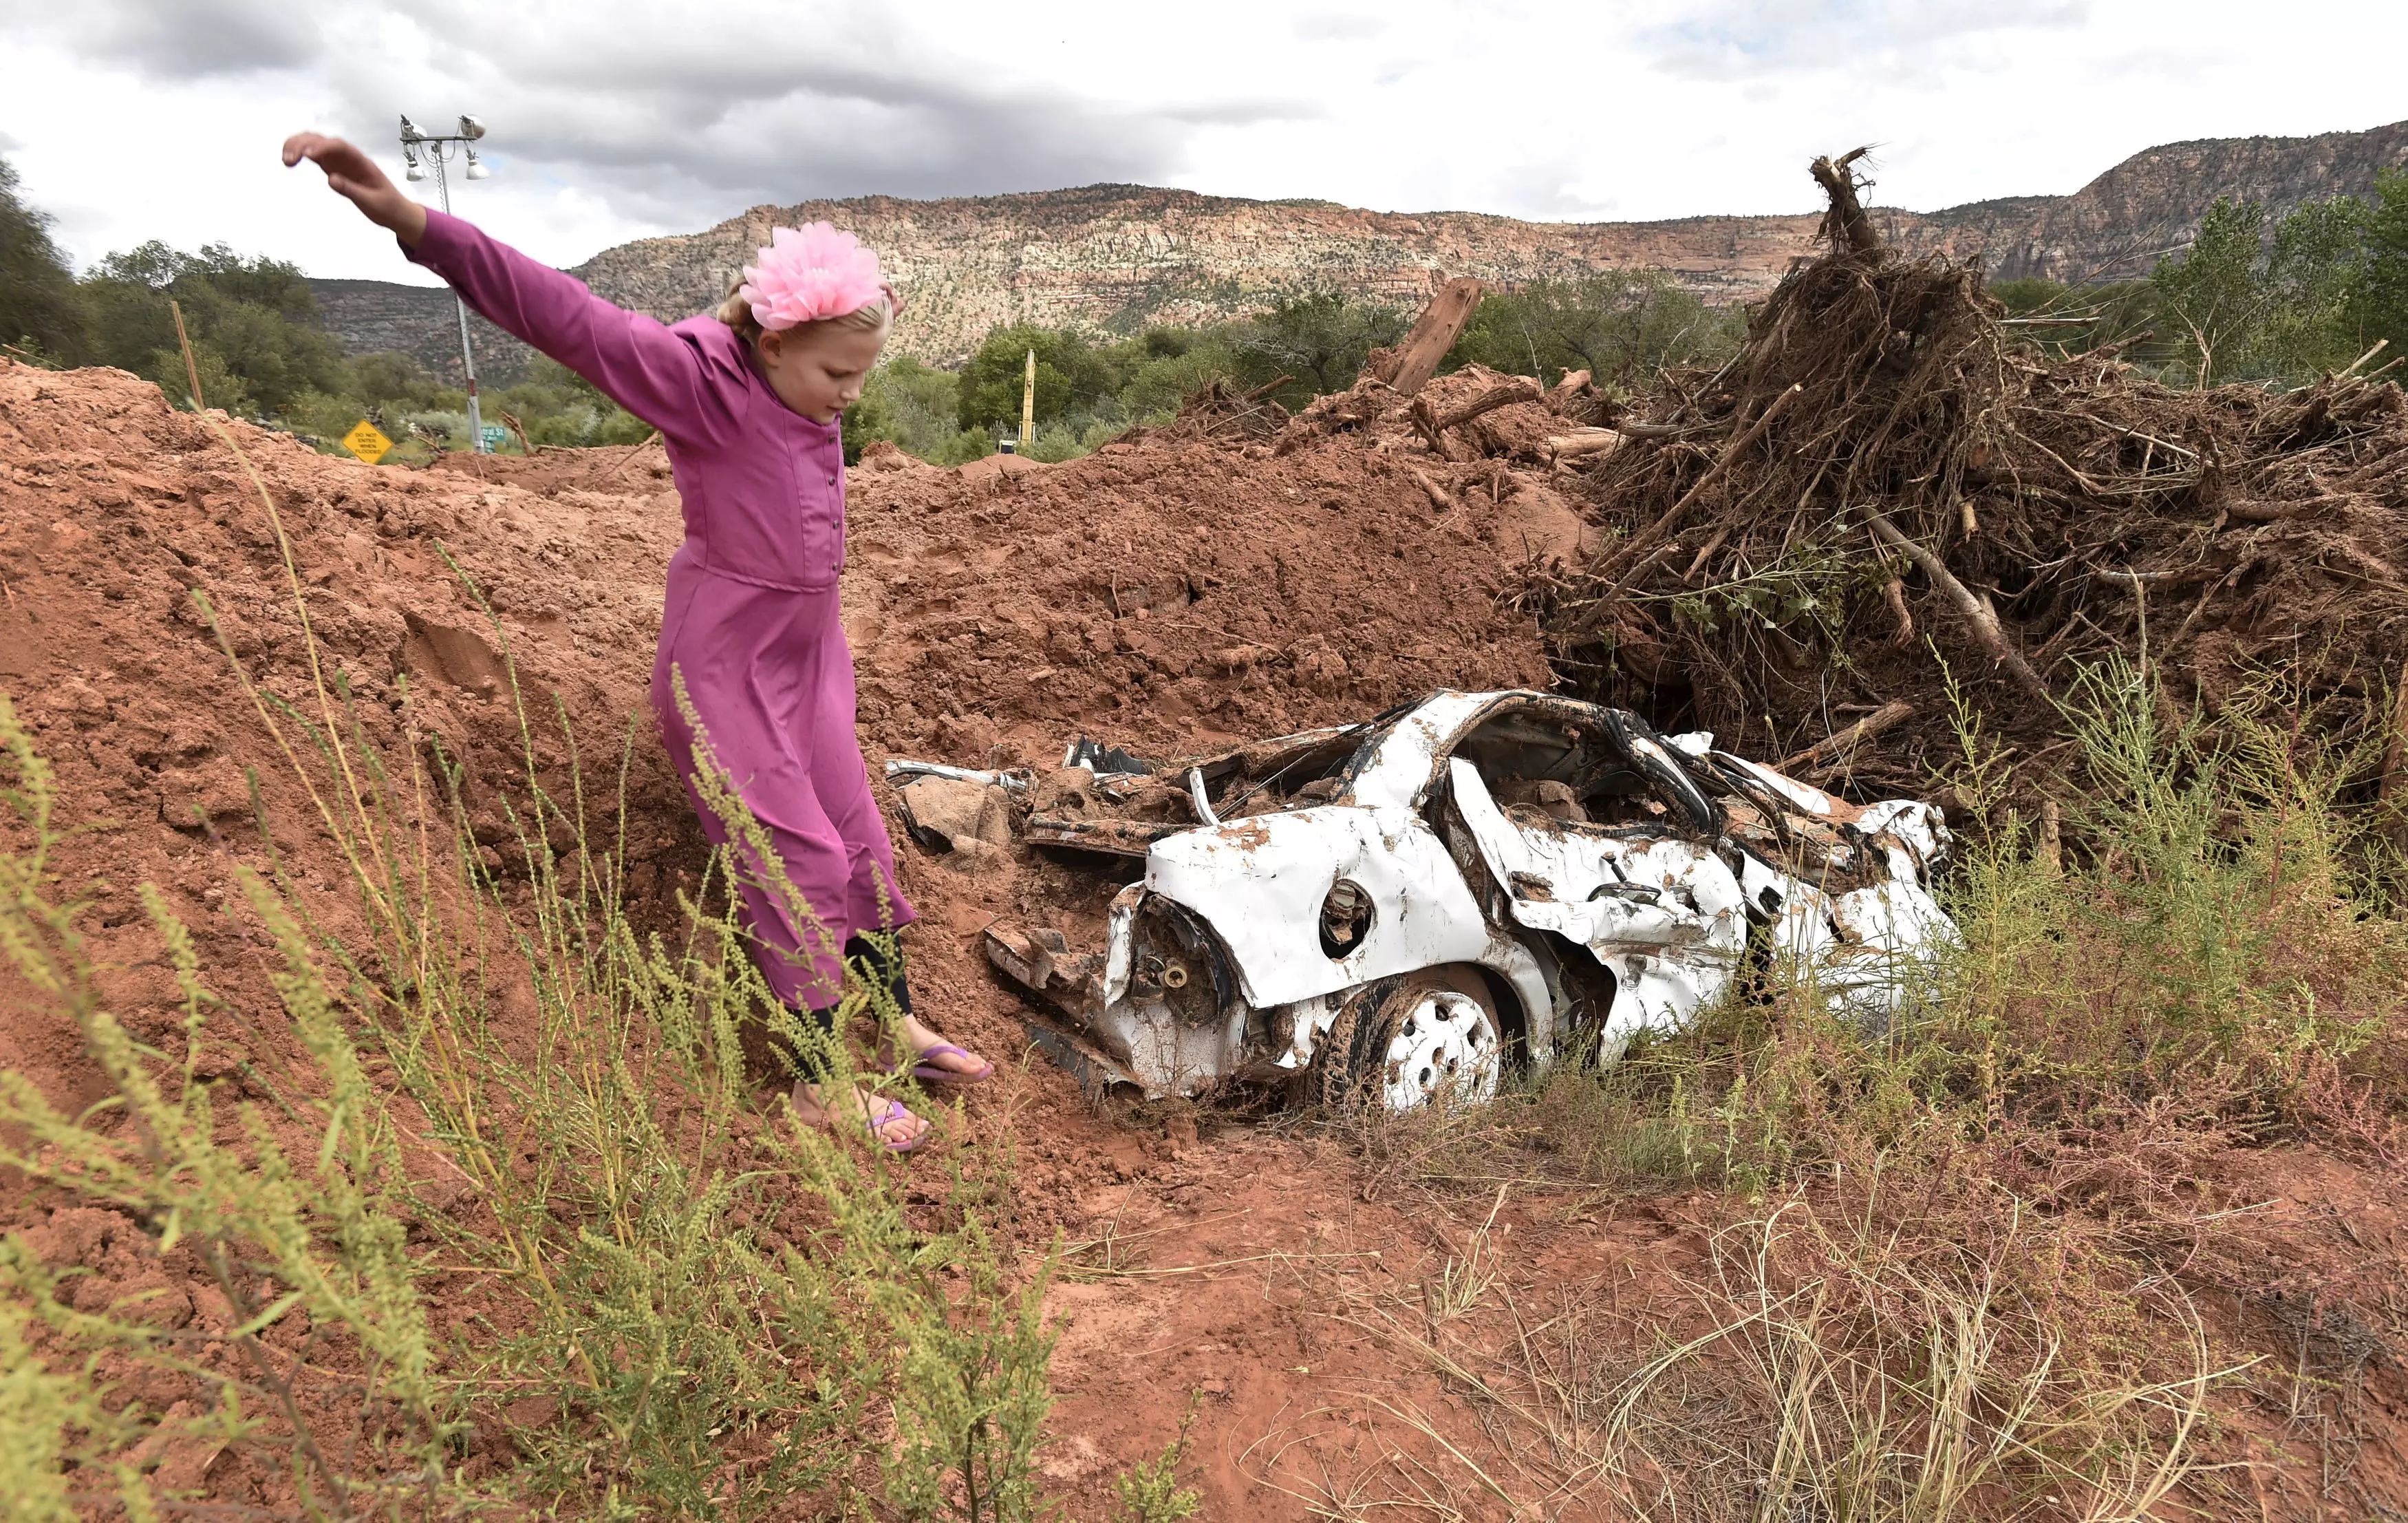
312 118 2408 379
1903 119 2408 282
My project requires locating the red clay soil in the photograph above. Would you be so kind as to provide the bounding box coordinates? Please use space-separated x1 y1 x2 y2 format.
4 357 2405 1518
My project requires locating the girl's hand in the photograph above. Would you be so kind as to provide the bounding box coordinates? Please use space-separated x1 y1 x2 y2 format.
281 133 429 247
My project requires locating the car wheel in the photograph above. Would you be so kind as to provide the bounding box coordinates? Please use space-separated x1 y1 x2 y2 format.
1313 968 1502 1112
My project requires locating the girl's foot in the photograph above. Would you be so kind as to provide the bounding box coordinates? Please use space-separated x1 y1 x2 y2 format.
788 1080 928 1150
899 1015 993 1083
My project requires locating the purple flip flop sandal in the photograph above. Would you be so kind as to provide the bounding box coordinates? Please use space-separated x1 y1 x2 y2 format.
911 1043 995 1085
868 1097 927 1153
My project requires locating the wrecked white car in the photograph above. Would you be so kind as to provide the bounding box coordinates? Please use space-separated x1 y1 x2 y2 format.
893 691 1954 1112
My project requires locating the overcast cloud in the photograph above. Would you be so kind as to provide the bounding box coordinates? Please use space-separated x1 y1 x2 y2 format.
2 0 2402 284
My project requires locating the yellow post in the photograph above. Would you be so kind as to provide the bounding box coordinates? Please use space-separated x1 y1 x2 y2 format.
1020 348 1037 453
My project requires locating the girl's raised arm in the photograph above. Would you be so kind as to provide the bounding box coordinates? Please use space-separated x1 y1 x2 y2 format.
282 132 736 445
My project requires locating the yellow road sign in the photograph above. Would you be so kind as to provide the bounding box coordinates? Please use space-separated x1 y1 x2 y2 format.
342 418 394 463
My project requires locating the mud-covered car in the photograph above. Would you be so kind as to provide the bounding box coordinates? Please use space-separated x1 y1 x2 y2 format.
898 690 1953 1112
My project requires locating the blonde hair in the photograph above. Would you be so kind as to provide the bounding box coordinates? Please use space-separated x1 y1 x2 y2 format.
717 280 894 346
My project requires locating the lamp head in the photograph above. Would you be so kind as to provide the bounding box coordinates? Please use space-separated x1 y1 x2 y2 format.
399 114 422 142
458 114 486 140
462 147 491 180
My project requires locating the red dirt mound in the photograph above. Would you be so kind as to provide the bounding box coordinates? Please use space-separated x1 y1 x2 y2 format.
841 427 1557 769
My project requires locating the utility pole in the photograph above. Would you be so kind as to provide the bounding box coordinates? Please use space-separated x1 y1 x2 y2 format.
1020 348 1037 455
400 114 495 452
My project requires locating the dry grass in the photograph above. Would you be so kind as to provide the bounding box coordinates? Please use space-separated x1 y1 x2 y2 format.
1265 659 2408 1517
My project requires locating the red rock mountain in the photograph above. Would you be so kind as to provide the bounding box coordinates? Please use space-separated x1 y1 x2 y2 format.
313 118 2408 378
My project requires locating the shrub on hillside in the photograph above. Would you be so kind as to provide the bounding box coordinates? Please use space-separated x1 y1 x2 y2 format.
1453 271 1743 389
78 240 349 417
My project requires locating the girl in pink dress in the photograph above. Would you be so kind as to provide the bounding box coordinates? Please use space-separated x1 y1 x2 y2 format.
283 133 989 1151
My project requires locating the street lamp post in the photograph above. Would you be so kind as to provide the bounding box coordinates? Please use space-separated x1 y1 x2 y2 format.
400 114 495 453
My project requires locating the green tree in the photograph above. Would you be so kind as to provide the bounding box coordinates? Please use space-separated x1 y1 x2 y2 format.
839 381 892 465
78 240 348 416
0 156 86 359
2151 197 2268 385
347 350 459 416
1115 331 1240 419
956 324 1117 435
2354 167 2408 364
2259 194 2374 377
858 356 990 465
488 355 652 449
1990 277 2072 315
1232 292 1406 403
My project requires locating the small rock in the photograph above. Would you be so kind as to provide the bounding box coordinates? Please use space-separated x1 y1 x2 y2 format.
899 776 1013 852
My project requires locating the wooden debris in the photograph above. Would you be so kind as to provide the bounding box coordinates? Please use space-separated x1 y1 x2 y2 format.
1866 508 2054 703
1589 383 1804 595
1778 700 1914 773
1546 429 1625 464
1435 379 1540 434
1368 277 1485 398
1408 467 1455 513
1546 368 1593 407
1809 147 1881 255
2381 656 2408 810
1882 577 1914 646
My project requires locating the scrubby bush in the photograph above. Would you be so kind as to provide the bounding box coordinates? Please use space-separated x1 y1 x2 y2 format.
1453 271 1744 390
1229 292 1406 405
490 355 654 449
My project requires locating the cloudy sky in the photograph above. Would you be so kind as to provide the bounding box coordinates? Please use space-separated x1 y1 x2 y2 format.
4 0 2404 286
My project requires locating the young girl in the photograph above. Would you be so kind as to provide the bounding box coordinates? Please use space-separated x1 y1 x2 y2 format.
282 132 989 1151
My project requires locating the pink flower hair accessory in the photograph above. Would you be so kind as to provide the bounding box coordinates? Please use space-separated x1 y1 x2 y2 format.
738 222 891 330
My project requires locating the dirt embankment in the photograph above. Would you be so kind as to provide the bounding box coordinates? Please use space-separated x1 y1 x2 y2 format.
0 357 1585 1513
6 352 2407 1517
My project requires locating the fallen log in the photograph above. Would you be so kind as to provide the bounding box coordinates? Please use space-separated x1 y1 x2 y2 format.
1408 467 1455 513
1546 428 1626 464
1546 369 1593 407
1368 277 1485 398
1433 379 1541 436
1611 419 1710 440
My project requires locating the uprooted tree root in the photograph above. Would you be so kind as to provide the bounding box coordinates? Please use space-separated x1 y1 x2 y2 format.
1542 152 2408 805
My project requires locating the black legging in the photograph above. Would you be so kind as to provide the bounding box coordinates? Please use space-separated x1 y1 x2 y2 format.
780 933 914 1082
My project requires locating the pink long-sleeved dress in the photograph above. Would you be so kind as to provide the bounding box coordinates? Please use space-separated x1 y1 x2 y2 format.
407 209 912 1008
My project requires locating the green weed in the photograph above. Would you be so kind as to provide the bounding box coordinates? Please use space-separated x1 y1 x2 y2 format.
0 402 1064 1518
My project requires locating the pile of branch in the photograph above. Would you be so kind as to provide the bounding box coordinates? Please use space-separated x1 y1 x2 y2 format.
1540 151 2408 794
1139 375 1293 444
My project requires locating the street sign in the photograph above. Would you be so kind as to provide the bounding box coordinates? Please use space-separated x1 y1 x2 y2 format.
342 419 394 463
481 424 508 450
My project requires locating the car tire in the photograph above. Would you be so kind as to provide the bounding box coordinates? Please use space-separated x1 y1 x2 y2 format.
1311 967 1503 1112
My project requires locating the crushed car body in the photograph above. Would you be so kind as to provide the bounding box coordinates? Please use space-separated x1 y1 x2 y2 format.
892 690 1955 1111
